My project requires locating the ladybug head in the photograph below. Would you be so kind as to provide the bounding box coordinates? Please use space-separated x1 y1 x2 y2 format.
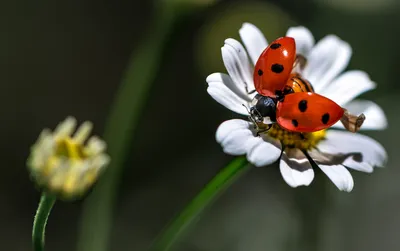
249 94 277 124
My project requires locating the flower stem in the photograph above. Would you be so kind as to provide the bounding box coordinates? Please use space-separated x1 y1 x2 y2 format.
32 193 56 251
149 156 250 251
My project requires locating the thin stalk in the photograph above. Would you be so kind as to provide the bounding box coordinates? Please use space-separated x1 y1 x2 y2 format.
32 193 56 251
149 157 250 251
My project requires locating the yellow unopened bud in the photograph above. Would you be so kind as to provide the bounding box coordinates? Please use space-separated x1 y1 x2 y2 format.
27 117 110 200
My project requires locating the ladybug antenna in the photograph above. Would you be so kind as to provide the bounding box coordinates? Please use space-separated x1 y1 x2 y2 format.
242 104 251 114
242 104 259 129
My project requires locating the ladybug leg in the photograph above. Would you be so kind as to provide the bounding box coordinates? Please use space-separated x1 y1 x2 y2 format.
340 109 366 133
242 104 261 127
275 90 285 102
245 85 256 95
292 55 307 73
247 115 258 129
248 115 267 133
242 104 272 137
256 124 271 137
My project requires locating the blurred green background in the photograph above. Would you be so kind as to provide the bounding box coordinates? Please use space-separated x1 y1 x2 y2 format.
2 0 400 250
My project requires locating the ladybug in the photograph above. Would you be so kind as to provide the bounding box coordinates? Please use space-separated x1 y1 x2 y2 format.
248 37 365 133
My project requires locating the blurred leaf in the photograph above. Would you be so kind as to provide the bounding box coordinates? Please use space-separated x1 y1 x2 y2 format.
76 3 178 251
76 0 222 250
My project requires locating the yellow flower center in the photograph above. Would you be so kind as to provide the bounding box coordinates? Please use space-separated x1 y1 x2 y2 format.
55 137 88 160
43 136 97 198
266 124 326 150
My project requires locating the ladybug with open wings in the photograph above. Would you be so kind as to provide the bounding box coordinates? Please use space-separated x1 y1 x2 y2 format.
247 37 365 134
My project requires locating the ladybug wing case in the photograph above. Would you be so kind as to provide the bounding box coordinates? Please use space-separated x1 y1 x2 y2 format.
276 92 344 133
253 37 296 97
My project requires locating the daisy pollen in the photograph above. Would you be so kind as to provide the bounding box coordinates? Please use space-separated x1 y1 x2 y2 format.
266 124 326 150
27 117 110 200
207 23 388 192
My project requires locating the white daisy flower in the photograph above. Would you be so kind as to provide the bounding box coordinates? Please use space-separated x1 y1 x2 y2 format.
206 23 388 192
27 117 110 200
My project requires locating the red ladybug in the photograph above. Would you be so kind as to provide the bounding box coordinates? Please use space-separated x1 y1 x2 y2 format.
249 37 364 133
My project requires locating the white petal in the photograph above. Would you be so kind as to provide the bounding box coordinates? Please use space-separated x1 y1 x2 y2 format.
303 35 352 93
216 119 251 143
317 130 387 171
73 121 93 144
216 119 254 155
221 38 256 94
215 119 282 166
87 136 107 155
239 22 268 65
318 164 354 192
207 72 252 101
207 74 250 115
286 26 315 58
54 116 77 137
279 148 314 187
331 100 387 130
246 135 282 167
318 71 376 106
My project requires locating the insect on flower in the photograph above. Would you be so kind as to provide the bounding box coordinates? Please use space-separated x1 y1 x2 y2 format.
247 37 365 134
206 23 387 191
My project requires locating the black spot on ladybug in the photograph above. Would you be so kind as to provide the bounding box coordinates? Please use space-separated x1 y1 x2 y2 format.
321 113 330 124
257 69 263 76
298 100 307 112
271 64 284 73
270 43 281 49
292 119 298 127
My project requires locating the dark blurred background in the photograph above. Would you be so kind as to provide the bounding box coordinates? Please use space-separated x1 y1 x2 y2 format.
2 0 400 250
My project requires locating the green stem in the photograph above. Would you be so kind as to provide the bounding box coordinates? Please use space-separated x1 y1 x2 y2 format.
76 4 178 251
32 193 56 251
149 157 250 251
